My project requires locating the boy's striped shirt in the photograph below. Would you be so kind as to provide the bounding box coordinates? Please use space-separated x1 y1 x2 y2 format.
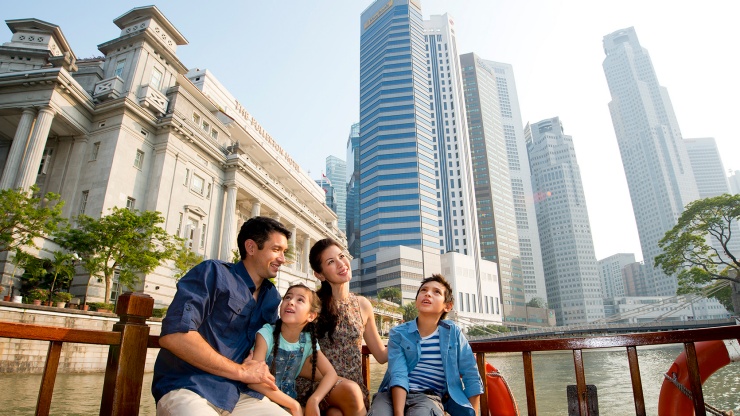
407 328 445 394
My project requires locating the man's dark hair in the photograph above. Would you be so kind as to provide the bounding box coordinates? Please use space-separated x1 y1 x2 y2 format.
416 274 454 320
237 216 291 260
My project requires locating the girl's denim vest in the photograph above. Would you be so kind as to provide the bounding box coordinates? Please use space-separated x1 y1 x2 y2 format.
244 331 307 400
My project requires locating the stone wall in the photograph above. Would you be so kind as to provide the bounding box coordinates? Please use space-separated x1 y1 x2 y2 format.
0 301 161 373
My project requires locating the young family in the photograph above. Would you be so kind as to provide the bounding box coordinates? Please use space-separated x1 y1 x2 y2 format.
152 216 482 416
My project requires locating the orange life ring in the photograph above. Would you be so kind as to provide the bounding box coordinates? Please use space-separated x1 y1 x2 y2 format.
657 339 740 416
485 361 519 416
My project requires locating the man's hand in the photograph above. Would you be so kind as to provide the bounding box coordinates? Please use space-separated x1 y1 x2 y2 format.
240 351 277 389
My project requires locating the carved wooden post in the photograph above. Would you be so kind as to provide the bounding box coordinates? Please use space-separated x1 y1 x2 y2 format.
99 292 154 416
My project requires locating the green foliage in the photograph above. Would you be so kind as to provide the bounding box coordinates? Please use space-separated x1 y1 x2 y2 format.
526 297 547 309
48 251 77 295
27 288 49 302
377 286 402 305
401 302 418 322
0 185 65 254
655 194 740 312
152 307 168 318
52 291 73 303
466 324 511 337
56 207 179 304
231 249 240 264
173 241 203 280
89 301 114 312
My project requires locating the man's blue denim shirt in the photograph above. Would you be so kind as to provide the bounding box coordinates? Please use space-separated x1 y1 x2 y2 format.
376 319 484 416
151 260 280 412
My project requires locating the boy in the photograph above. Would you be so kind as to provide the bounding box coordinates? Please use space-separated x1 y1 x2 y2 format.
369 274 483 416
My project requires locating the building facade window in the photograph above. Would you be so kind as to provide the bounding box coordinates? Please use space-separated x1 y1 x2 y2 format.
79 190 89 215
191 174 205 195
192 112 200 124
134 150 144 169
90 142 100 161
126 197 135 211
150 67 163 91
201 121 210 133
210 129 218 140
114 60 125 77
200 223 207 249
38 148 53 174
184 168 190 186
176 212 183 236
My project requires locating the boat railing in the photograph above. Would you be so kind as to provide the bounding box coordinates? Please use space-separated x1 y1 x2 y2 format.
362 324 740 416
2 291 738 416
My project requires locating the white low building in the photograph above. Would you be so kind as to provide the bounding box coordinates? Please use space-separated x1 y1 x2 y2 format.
0 7 344 307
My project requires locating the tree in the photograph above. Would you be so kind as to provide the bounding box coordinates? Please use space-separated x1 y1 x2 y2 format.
655 194 740 313
0 185 64 254
377 286 402 305
57 208 179 304
401 302 418 322
526 297 548 309
173 241 203 280
46 251 78 303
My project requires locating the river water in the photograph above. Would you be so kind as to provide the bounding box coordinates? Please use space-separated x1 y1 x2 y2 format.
0 344 737 415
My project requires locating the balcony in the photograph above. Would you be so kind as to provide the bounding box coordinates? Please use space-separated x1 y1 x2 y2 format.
92 76 123 102
138 84 169 115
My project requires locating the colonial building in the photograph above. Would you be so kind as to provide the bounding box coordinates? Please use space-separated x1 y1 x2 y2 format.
0 7 344 307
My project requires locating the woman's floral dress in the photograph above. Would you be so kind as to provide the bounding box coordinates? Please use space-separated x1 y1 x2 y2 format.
296 293 369 408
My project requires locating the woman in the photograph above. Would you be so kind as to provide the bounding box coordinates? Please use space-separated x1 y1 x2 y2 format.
296 238 388 416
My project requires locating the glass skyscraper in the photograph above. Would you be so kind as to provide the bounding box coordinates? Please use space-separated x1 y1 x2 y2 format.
346 123 361 258
359 0 439 295
602 27 699 296
526 117 605 325
325 155 347 233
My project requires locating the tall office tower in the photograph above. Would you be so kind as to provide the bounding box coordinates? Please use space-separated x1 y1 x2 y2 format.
598 253 635 298
359 0 440 296
622 262 653 296
316 178 337 212
325 155 347 233
526 117 605 325
460 53 526 322
359 0 483 304
684 138 730 198
729 171 740 195
346 123 361 258
602 27 700 297
423 15 481 259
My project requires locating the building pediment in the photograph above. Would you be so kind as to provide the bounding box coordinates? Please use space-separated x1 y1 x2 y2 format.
184 204 207 218
2 18 77 71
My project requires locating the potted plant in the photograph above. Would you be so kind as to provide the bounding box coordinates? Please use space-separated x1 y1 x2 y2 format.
53 291 73 308
27 288 49 306
90 301 115 314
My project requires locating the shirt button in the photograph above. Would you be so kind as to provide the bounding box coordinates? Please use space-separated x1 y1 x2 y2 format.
237 309 241 313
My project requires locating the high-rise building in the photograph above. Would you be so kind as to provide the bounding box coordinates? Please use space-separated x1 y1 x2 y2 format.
684 138 730 198
526 117 605 325
346 123 361 258
602 27 700 296
316 177 337 212
622 262 653 297
728 171 740 195
459 53 526 322
358 0 484 307
358 0 440 297
598 253 635 299
325 155 347 233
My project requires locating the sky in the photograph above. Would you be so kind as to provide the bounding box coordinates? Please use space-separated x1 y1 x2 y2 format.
2 1 739 263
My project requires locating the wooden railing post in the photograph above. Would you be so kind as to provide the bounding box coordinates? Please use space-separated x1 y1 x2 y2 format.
99 292 154 416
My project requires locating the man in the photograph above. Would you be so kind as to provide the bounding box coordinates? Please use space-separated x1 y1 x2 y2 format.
153 216 292 416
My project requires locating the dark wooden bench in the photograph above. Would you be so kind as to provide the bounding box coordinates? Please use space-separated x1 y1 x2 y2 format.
2 291 739 416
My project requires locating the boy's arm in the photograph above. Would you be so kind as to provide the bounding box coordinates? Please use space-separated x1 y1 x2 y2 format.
386 328 410 391
455 325 484 399
391 386 407 416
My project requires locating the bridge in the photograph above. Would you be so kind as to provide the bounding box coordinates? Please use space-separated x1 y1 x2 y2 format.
468 317 739 342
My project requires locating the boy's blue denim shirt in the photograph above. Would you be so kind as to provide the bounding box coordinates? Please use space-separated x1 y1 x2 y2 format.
376 318 483 416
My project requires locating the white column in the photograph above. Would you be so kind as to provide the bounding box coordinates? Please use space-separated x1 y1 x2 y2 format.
303 236 311 274
250 200 261 217
16 107 55 190
220 183 238 261
290 227 297 269
0 108 36 189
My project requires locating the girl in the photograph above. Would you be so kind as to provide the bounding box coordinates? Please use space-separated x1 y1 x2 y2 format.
296 238 388 416
247 283 338 416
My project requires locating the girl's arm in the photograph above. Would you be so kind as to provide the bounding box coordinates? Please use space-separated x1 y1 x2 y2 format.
358 295 388 363
304 351 338 416
248 335 302 416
